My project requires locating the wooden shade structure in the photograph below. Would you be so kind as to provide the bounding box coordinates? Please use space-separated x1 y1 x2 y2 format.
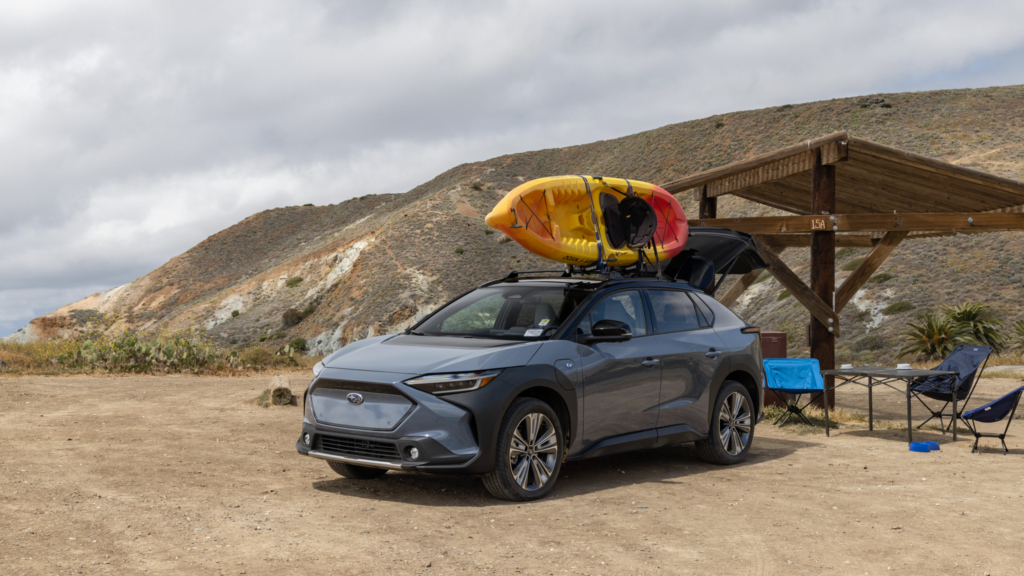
660 131 1024 405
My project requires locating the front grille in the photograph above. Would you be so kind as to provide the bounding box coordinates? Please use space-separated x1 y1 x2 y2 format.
318 434 401 461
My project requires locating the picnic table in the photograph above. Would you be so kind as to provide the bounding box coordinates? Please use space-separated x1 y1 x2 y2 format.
821 366 959 445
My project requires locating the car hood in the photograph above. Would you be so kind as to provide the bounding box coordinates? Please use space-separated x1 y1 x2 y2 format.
321 333 543 376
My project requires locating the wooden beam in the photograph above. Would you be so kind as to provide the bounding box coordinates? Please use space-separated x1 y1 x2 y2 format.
752 236 840 338
834 231 909 313
691 212 1024 235
718 247 786 308
810 149 836 407
660 131 849 194
758 234 879 248
698 185 717 219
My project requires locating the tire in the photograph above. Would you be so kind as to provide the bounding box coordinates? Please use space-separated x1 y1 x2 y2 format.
695 380 755 465
327 460 388 479
482 398 564 501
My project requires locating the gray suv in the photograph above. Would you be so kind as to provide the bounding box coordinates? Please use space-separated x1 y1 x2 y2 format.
296 230 765 501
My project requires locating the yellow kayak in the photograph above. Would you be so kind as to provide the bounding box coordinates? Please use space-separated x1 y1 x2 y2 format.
485 175 688 267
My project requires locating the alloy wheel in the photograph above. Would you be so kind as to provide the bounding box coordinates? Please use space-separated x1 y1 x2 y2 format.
508 413 559 491
719 391 752 456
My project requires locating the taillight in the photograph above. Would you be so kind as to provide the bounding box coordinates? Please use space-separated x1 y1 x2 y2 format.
741 326 760 334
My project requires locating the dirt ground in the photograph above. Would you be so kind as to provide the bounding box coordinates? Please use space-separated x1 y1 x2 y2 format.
2 372 1023 576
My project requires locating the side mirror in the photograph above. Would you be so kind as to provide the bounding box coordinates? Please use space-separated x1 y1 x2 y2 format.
579 319 632 344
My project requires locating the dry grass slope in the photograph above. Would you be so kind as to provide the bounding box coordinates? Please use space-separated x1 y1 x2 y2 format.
7 85 1024 367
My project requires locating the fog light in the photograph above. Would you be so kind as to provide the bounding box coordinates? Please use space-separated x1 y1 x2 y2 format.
303 433 311 446
408 447 420 460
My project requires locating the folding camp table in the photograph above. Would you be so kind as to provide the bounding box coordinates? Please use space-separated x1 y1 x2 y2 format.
821 366 958 445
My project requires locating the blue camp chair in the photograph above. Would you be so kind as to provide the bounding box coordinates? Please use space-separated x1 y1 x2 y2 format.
909 345 992 433
961 386 1024 455
763 358 826 427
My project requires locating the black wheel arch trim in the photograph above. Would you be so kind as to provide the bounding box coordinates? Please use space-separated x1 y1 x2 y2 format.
706 356 764 427
440 364 577 475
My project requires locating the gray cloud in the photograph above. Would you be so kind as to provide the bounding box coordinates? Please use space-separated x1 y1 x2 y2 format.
3 0 1024 335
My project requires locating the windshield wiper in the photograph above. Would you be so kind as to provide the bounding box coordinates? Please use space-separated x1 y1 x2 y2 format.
405 329 432 336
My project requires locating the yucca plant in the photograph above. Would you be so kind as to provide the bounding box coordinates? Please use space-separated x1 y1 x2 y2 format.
897 313 972 361
1012 319 1024 351
942 302 1007 353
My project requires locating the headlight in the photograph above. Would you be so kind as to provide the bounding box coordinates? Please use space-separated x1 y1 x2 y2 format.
312 361 324 377
404 370 503 395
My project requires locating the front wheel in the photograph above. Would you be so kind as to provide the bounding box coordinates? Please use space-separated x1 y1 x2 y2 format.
482 398 564 501
695 380 754 465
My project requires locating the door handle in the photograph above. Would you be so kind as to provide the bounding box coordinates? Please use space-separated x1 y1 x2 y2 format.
641 358 660 367
705 349 722 358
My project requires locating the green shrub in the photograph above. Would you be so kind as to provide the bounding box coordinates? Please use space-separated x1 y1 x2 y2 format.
231 310 240 317
52 329 222 373
842 258 865 272
289 338 307 352
259 336 268 342
714 121 725 129
302 203 314 206
285 276 304 288
484 229 495 235
454 247 464 254
282 304 316 327
852 335 884 352
835 247 856 260
282 308 302 326
867 273 894 284
777 290 791 301
882 301 914 315
753 273 770 285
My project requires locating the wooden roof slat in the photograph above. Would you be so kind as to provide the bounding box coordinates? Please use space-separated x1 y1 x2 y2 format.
847 153 1024 209
847 137 1024 197
738 174 901 215
831 168 981 213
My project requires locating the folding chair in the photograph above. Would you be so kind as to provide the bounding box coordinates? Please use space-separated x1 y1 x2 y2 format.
909 345 992 434
763 358 826 427
961 386 1024 455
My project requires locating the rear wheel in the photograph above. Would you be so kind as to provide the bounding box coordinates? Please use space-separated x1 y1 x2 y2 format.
482 398 563 501
327 460 388 479
695 380 754 465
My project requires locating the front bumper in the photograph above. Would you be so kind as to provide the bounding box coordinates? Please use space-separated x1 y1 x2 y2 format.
295 366 483 473
296 428 478 472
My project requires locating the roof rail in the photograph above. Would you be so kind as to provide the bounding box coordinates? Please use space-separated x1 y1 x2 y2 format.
501 269 570 281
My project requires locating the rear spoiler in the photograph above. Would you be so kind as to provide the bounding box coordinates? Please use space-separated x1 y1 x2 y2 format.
660 227 767 295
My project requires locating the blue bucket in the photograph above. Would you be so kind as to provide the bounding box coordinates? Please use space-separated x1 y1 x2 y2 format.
925 441 940 451
909 442 932 453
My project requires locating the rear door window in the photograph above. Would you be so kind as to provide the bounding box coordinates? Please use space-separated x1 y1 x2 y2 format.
647 289 701 334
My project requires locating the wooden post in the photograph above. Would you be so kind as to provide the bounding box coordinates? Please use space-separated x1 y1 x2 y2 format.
811 148 836 408
699 185 717 220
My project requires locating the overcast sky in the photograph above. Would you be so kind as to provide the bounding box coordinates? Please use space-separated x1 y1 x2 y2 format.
2 0 1024 337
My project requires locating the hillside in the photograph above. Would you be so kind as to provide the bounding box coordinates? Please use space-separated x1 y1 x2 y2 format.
10 85 1024 363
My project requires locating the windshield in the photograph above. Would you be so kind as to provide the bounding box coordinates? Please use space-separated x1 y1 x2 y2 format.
414 283 596 341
